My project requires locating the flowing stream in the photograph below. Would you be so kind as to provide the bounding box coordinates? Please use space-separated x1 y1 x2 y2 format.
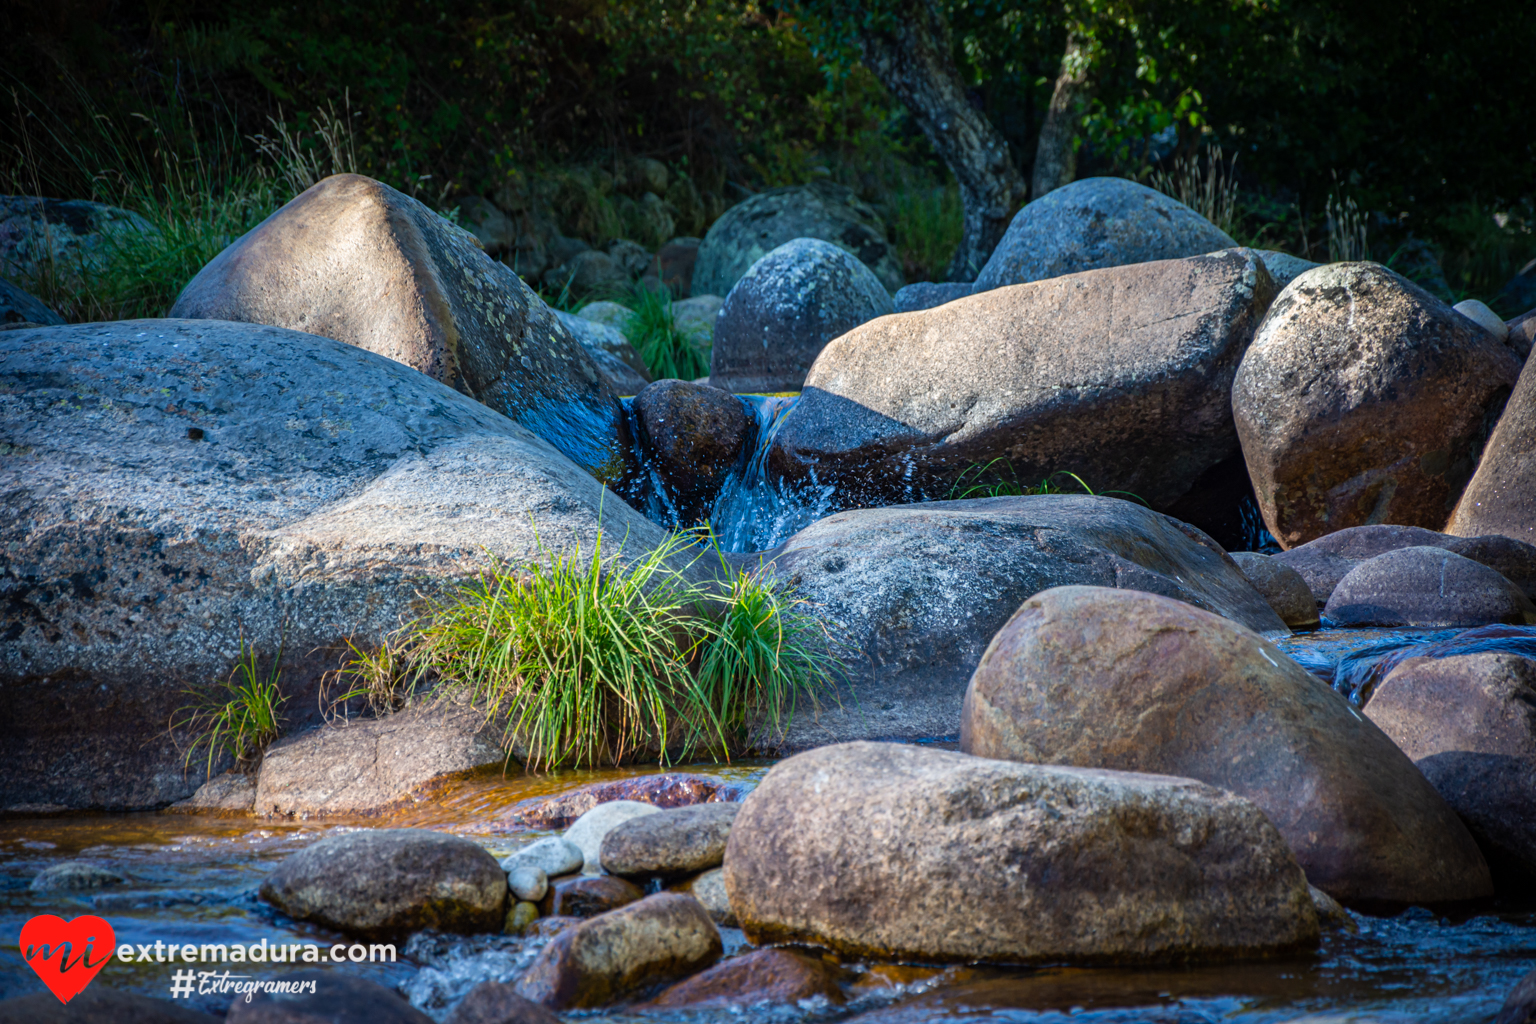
6 629 1536 1021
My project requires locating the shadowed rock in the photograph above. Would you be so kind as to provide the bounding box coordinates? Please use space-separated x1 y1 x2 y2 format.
226 971 431 1023
632 380 752 524
444 981 560 1024
1273 524 1536 604
1324 547 1536 627
1229 552 1319 629
646 948 845 1009
0 988 220 1023
1449 333 1536 543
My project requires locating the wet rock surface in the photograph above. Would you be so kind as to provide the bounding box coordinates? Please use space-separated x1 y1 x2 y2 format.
170 174 629 481
167 771 257 813
768 495 1284 746
632 380 752 523
1325 546 1536 627
600 802 738 878
769 249 1274 511
961 585 1492 906
693 181 902 297
1450 333 1536 543
500 773 748 828
259 829 507 940
0 988 221 1023
1366 652 1536 888
1229 552 1319 629
646 947 845 1009
225 971 431 1023
1233 262 1521 547
30 860 123 891
443 981 561 1024
564 800 662 873
0 319 682 812
725 741 1318 963
1273 524 1536 604
514 893 722 1009
253 704 504 818
710 238 894 394
970 177 1238 293
538 875 643 918
672 867 736 927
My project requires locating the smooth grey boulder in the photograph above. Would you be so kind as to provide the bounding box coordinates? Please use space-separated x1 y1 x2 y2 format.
1274 524 1536 605
1255 250 1321 290
166 771 256 813
1233 262 1521 548
0 319 686 812
1455 298 1511 343
515 893 722 1009
673 867 736 927
0 195 152 281
509 864 548 902
1323 546 1536 627
259 829 507 940
502 836 584 878
1449 336 1536 543
693 181 902 297
768 249 1274 512
766 494 1285 748
600 803 738 878
170 174 629 483
31 861 124 891
253 703 504 817
710 238 893 393
1366 653 1536 890
892 280 973 313
0 278 64 326
969 177 1237 293
1229 551 1320 629
962 585 1493 906
564 800 662 874
724 742 1319 963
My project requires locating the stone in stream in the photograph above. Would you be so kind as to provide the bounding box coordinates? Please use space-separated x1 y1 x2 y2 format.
1232 262 1521 548
1228 552 1319 630
646 948 846 1009
0 278 63 327
1366 653 1536 891
960 585 1492 906
500 836 584 877
167 771 257 813
1449 331 1536 544
693 181 902 297
1508 306 1536 361
724 741 1319 962
508 863 548 902
564 800 662 874
501 774 747 829
258 829 507 940
169 173 631 483
672 867 736 927
551 309 649 395
538 875 644 918
253 704 504 818
526 916 581 939
631 380 752 524
1455 298 1511 343
505 901 540 935
226 971 432 1023
769 249 1275 512
600 803 738 879
515 893 722 1010
1498 966 1536 1024
445 981 561 1024
710 238 894 394
1274 524 1536 605
1324 547 1536 627
764 494 1285 747
0 319 692 812
0 988 221 1023
30 861 123 891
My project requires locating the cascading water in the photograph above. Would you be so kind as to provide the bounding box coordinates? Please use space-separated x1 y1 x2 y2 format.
621 393 837 553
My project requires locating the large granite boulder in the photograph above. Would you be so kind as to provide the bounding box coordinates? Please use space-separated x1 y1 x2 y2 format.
723 742 1319 963
1274 524 1536 605
0 278 63 326
551 309 649 394
960 585 1492 906
169 174 629 482
710 238 894 393
693 182 902 298
0 195 152 281
1233 262 1522 547
1323 546 1536 627
0 319 684 812
768 249 1275 512
1449 336 1536 543
253 703 505 817
259 829 507 939
1366 652 1536 890
766 494 1285 748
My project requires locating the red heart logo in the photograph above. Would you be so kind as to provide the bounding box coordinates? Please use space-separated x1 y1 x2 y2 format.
20 915 116 1004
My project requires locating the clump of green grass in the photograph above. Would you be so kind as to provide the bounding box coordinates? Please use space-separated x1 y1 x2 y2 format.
626 285 710 380
948 460 1146 504
336 529 839 770
886 183 963 283
171 637 288 777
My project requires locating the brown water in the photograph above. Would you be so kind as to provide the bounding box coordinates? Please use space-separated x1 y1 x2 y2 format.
5 631 1536 1021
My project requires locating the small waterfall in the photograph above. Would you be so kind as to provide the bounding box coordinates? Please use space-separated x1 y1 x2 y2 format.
619 392 836 553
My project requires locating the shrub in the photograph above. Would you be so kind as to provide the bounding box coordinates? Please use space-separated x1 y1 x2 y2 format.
886 182 963 283
171 637 288 778
625 286 711 381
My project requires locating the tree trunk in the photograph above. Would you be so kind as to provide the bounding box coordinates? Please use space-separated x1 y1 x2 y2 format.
1032 30 1093 200
855 1 1024 282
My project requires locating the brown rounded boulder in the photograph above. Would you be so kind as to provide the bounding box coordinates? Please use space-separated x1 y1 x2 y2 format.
646 948 846 1009
1228 551 1320 629
1323 546 1536 627
600 803 738 879
1275 524 1536 605
960 585 1491 906
632 379 751 524
1233 262 1521 547
1449 340 1536 544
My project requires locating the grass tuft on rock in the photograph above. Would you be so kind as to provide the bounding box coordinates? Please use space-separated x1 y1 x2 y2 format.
171 637 288 778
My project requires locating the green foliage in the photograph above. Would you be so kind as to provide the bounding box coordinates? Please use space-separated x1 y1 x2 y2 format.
948 460 1146 504
626 286 711 381
886 181 964 283
370 530 839 769
172 637 288 778
1150 145 1239 238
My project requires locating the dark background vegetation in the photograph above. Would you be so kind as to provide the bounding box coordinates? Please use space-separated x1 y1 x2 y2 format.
4 0 1534 309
